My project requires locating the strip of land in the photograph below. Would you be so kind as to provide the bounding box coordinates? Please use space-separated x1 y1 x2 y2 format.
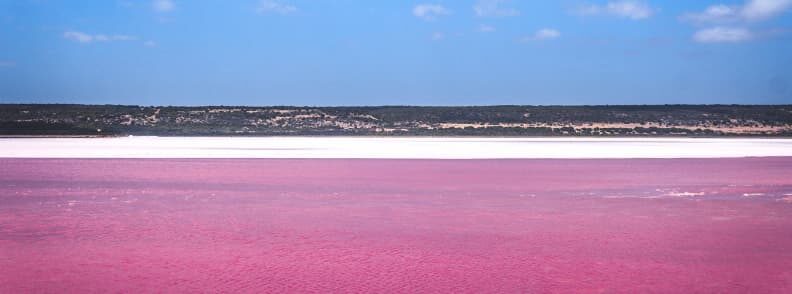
2 137 792 158
2 104 791 137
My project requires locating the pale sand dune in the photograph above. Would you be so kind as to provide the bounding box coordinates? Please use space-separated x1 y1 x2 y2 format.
2 137 792 158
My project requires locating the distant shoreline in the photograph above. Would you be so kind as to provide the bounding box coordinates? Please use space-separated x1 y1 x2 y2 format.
2 104 791 137
2 135 791 139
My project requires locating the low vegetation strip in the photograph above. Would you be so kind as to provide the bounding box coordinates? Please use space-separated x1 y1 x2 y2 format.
2 104 791 136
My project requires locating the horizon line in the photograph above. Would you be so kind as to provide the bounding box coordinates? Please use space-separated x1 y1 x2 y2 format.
2 103 792 108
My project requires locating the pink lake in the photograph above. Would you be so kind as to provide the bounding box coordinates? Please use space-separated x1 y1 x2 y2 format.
2 158 792 293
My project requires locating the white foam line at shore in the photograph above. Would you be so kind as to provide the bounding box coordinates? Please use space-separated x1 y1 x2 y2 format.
1 137 792 159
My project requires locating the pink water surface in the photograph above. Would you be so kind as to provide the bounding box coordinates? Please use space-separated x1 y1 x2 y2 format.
2 158 792 293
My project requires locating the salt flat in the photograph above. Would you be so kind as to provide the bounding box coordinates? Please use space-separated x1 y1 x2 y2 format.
1 137 792 158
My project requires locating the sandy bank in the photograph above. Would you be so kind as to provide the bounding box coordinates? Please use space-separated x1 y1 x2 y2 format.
2 137 792 159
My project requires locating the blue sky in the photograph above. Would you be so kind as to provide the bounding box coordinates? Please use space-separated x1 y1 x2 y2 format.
1 0 791 106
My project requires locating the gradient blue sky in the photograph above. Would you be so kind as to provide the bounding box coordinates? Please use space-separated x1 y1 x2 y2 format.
1 0 791 106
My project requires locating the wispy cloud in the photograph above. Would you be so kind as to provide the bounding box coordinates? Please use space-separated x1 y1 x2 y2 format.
0 60 15 68
680 5 740 23
152 0 175 13
431 32 445 41
743 0 792 21
117 1 134 8
64 31 139 44
477 24 496 33
473 0 519 17
682 1 792 44
522 28 561 42
413 4 450 20
575 1 654 20
95 34 137 41
256 0 297 15
63 31 94 43
693 27 753 43
144 40 158 47
681 0 792 23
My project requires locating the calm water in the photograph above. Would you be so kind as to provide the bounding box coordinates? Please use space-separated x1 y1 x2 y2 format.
2 158 792 292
